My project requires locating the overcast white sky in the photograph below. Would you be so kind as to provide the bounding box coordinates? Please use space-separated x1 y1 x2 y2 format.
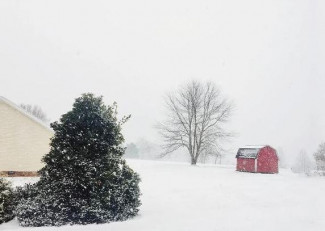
0 0 324 162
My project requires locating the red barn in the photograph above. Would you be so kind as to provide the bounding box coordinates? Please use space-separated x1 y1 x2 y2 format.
236 145 278 173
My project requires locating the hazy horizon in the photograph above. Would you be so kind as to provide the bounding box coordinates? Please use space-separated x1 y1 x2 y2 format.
1 0 324 164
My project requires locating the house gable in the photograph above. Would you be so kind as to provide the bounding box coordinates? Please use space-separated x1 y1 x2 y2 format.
0 97 54 172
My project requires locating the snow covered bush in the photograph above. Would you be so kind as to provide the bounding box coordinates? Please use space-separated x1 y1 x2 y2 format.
0 178 15 224
14 183 38 202
16 93 141 227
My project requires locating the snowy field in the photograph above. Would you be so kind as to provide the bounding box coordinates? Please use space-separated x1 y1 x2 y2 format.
2 160 325 231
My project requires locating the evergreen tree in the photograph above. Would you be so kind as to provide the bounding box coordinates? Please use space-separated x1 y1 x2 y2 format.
0 179 15 224
16 93 141 226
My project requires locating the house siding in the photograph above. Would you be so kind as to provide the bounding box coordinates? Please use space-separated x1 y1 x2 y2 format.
0 100 53 172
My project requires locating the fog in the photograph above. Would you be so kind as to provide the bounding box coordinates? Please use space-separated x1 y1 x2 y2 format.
1 0 324 164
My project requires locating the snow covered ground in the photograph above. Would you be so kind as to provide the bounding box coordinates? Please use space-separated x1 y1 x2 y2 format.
2 160 325 231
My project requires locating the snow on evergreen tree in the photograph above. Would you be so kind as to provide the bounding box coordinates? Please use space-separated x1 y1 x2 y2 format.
0 178 15 224
16 93 141 226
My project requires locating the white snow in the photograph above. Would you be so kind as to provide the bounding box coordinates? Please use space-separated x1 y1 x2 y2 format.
2 160 325 231
241 145 266 149
6 177 39 188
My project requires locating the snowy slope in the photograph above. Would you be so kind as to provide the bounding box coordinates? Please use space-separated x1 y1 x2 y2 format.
2 160 325 231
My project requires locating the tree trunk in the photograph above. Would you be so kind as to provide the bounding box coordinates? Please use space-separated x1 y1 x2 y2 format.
191 158 197 165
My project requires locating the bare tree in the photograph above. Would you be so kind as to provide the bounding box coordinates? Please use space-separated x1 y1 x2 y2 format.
20 104 49 124
158 80 233 165
292 149 312 174
199 144 225 164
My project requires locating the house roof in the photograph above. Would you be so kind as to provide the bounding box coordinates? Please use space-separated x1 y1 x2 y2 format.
0 96 53 132
236 145 267 159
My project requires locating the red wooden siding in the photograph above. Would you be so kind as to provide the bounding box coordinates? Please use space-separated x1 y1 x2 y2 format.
236 158 255 172
257 146 278 173
236 145 278 174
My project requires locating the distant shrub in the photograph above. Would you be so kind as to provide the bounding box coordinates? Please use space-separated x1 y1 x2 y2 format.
0 178 15 224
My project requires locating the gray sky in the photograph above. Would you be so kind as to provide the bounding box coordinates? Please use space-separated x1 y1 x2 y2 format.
1 0 324 161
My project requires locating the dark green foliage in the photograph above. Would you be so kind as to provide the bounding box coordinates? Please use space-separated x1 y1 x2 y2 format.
0 178 15 224
16 93 141 226
15 183 38 202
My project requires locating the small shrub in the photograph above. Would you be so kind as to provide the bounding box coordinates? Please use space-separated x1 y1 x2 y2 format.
0 178 15 224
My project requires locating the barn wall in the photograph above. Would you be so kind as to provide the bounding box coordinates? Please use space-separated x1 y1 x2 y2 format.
0 101 53 171
236 158 255 172
257 147 278 173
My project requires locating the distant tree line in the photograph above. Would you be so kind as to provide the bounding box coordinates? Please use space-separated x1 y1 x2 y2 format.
20 104 49 124
292 150 312 174
314 142 325 174
290 142 325 176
